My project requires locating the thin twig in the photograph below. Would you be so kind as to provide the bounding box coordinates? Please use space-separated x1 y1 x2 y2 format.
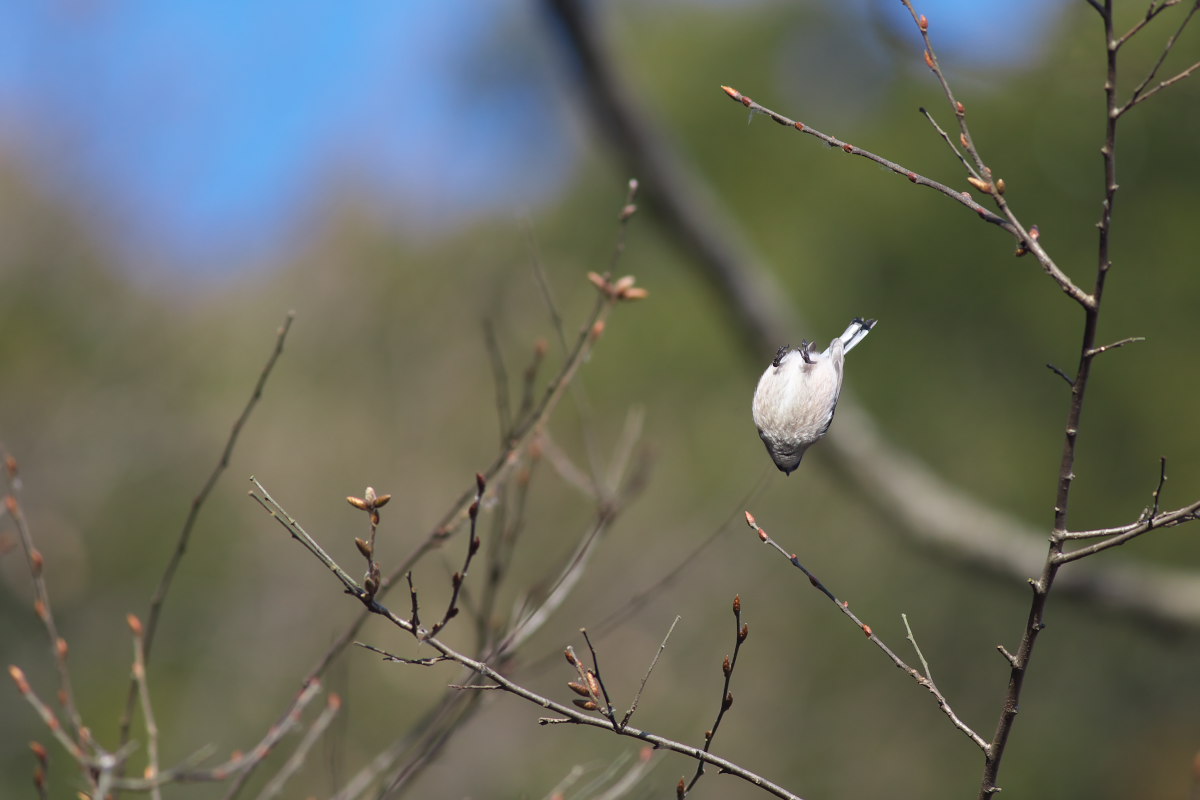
429 475 486 638
254 483 804 800
1121 1 1200 111
1115 0 1182 47
744 511 988 752
254 693 342 800
544 0 1200 632
120 312 295 752
918 106 974 175
685 597 749 795
897 0 1093 309
1046 363 1074 385
1054 500 1200 560
621 615 680 729
128 616 162 800
1085 336 1145 357
3 486 84 745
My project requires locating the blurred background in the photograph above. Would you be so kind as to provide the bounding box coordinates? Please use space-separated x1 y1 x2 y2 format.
2 1 1198 798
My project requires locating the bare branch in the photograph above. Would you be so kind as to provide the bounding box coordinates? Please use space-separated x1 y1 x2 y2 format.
744 512 989 752
1114 0 1183 48
1054 500 1200 561
120 312 295 751
537 0 1200 636
621 615 680 729
1120 0 1199 112
686 596 751 795
254 487 805 800
1085 336 1145 357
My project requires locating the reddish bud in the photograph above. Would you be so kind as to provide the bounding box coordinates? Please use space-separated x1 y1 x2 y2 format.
722 691 734 710
29 549 43 577
354 538 373 559
794 121 805 132
758 529 768 543
564 647 578 666
1029 224 1040 240
328 693 343 710
995 178 1006 195
678 778 686 799
9 665 29 693
743 511 757 528
4 495 16 514
924 49 935 69
346 496 368 511
738 623 749 642
956 101 965 115
567 681 591 698
34 599 47 621
918 14 929 32
30 741 47 762
720 85 739 100
572 698 598 711
586 271 607 291
475 472 487 495
585 671 602 698
590 320 605 340
127 614 143 637
613 275 636 295
732 594 741 614
841 143 853 153
468 500 479 520
908 172 918 182
722 655 732 677
4 454 17 478
534 338 549 359
55 638 68 661
862 624 873 637
621 286 649 301
960 133 970 148
374 493 392 508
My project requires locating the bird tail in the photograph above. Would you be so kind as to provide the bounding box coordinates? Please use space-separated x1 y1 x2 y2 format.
839 317 877 354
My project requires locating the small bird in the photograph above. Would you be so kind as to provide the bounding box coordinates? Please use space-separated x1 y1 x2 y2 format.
752 318 877 475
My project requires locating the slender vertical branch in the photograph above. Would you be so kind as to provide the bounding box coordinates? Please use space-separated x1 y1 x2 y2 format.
119 312 295 752
975 2 1122 796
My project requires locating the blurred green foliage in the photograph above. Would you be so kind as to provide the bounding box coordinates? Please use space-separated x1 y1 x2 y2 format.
2 3 1198 799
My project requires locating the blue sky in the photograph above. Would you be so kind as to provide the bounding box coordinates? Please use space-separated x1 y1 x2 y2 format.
0 1 1061 281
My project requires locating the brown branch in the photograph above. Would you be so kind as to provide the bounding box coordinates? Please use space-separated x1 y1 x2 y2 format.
1115 0 1184 46
744 511 989 753
119 311 295 753
252 485 805 800
685 596 750 796
3 483 85 746
718 85 1006 228
1120 0 1200 112
540 0 1200 633
897 0 1092 308
1054 500 1200 561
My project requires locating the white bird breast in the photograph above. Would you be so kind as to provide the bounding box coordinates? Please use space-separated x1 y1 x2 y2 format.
752 341 846 473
